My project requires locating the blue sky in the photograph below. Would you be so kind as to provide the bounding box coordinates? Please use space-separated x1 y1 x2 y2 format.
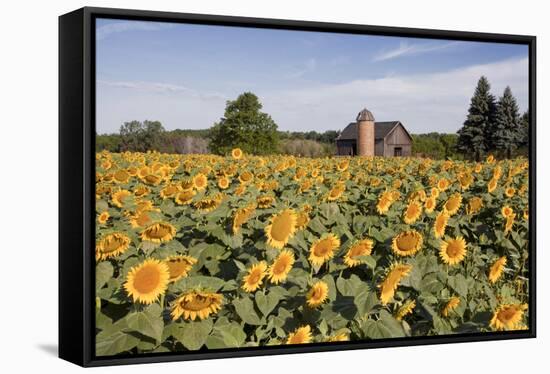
96 18 529 134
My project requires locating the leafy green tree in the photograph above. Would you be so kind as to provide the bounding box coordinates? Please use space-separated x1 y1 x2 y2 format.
119 120 166 152
456 76 496 160
492 86 521 158
209 92 279 155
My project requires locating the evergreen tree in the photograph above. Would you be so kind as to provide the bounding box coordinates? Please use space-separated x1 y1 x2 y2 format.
519 111 530 148
492 86 521 158
456 76 496 160
209 92 279 155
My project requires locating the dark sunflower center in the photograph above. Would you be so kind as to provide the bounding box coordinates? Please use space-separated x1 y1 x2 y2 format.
270 214 293 241
397 234 417 251
314 239 333 257
446 241 461 257
182 295 213 311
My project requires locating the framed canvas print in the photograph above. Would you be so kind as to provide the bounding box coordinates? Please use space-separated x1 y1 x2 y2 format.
59 6 536 367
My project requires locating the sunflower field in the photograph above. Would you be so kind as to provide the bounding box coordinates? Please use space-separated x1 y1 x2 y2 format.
95 149 530 356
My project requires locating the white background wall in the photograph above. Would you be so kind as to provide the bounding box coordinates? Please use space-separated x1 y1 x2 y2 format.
0 0 546 372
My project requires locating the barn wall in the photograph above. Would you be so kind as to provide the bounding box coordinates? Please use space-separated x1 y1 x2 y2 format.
384 125 412 156
375 139 384 156
336 140 356 156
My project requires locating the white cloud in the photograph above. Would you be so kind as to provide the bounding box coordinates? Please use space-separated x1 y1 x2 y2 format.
96 21 173 41
372 41 461 62
260 57 528 134
96 58 528 135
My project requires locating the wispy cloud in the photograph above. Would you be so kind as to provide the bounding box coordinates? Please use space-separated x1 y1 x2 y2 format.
262 57 528 133
372 41 461 62
285 58 317 79
98 80 227 101
96 58 528 134
96 21 173 41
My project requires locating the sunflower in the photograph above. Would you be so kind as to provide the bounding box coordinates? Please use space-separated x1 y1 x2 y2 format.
217 176 230 189
180 178 194 191
141 221 177 243
433 211 449 238
267 250 295 284
309 233 340 267
505 187 516 198
193 173 208 190
442 297 461 317
171 291 223 321
231 148 243 160
466 196 483 215
392 230 423 257
111 189 132 208
376 191 395 215
135 200 157 212
133 185 150 197
97 211 110 225
242 261 268 292
343 239 374 267
113 169 131 183
444 193 462 216
257 195 275 208
265 209 298 249
379 263 412 305
96 232 131 260
228 207 253 235
143 174 162 186
327 333 349 342
396 299 416 321
327 184 345 201
164 255 197 282
160 184 180 199
235 184 247 196
124 259 170 304
501 205 514 218
194 195 223 212
295 210 310 230
239 171 254 184
286 325 312 344
459 173 473 190
488 177 498 193
490 304 528 331
424 196 436 213
489 256 507 283
439 236 467 265
437 178 450 192
129 210 152 228
403 201 423 224
306 281 329 308
174 190 196 205
504 213 516 234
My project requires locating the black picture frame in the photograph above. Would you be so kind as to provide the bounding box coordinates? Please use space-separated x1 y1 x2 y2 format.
59 6 537 367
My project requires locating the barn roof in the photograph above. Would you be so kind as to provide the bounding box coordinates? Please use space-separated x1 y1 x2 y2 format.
336 121 404 141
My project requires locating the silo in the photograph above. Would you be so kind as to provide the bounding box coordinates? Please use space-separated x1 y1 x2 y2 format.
356 108 375 156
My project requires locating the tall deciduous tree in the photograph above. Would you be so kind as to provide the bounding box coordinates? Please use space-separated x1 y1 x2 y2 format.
456 76 496 160
209 92 279 155
492 86 521 158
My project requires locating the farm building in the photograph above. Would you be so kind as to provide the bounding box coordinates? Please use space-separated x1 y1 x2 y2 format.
336 108 413 157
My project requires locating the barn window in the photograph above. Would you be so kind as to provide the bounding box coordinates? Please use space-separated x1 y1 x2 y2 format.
394 147 402 157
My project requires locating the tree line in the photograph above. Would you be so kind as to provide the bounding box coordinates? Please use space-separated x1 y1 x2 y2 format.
456 76 529 160
97 83 529 160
